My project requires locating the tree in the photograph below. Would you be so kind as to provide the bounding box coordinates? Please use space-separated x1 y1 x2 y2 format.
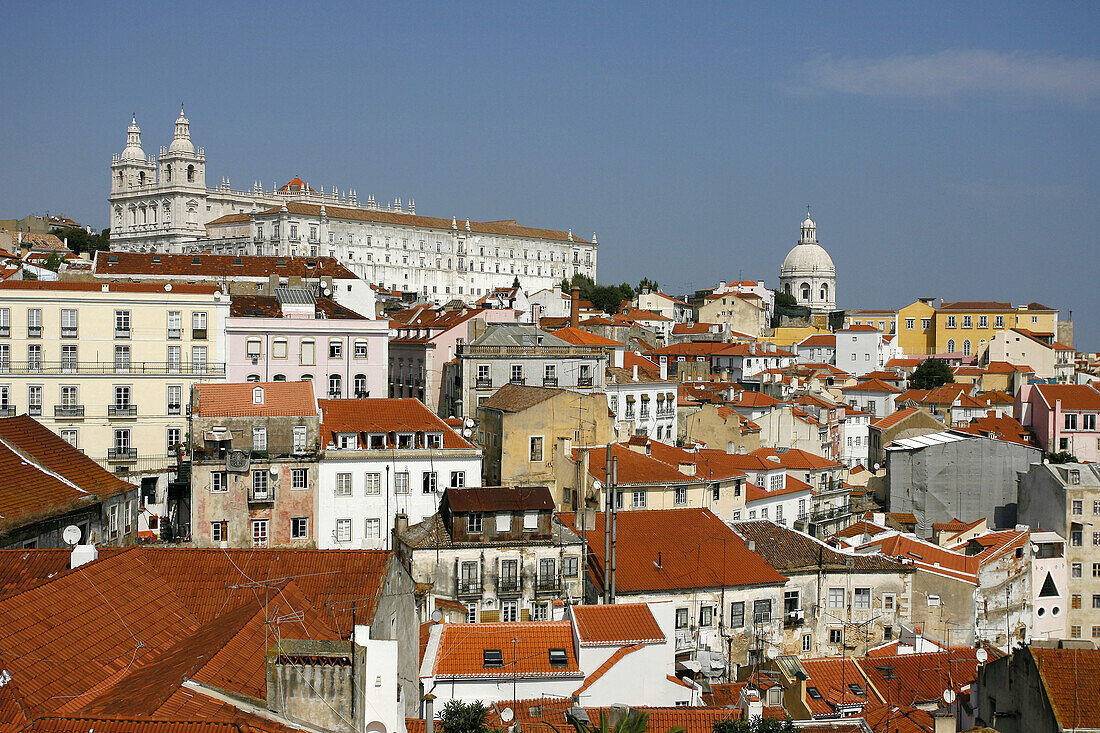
713 717 796 733
910 358 954 390
438 700 500 733
773 291 798 309
49 226 110 255
1047 451 1078 464
512 275 521 289
42 252 64 272
638 277 659 293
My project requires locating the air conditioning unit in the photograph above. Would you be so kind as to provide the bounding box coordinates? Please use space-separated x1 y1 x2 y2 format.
226 449 250 473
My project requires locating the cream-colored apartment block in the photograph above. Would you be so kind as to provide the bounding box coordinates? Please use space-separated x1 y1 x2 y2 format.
0 281 228 482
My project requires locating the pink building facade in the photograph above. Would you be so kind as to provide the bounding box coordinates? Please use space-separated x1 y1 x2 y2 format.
1016 383 1100 463
227 292 388 402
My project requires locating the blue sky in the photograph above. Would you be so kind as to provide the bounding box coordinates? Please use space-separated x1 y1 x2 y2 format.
3 1 1098 347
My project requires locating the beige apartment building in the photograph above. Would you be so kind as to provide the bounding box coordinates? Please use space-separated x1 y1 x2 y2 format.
0 281 228 496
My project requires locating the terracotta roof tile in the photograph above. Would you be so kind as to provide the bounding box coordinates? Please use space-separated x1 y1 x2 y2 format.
319 398 474 449
1034 384 1100 411
841 379 901 394
748 447 841 470
571 604 665 646
431 622 581 678
479 383 566 413
938 301 1013 311
0 416 135 537
93 252 358 280
0 280 220 294
564 509 787 592
551 327 624 346
193 381 317 418
856 649 992 707
800 657 881 717
733 521 907 573
1031 647 1100 728
229 293 367 319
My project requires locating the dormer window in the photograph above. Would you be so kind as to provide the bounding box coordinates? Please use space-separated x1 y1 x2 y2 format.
369 433 385 449
337 433 357 450
397 433 414 449
1070 469 1081 485
483 649 503 667
252 387 264 404
548 649 568 667
468 512 483 533
426 432 443 449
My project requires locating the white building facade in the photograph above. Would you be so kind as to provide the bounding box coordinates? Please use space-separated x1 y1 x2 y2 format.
779 211 837 312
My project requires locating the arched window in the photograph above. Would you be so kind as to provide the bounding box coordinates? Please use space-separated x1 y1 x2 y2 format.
272 374 286 382
247 374 261 382
946 339 956 353
138 171 146 186
963 339 972 356
165 164 172 183
300 374 313 381
114 206 123 226
354 374 368 398
820 283 829 301
252 387 264 404
328 374 342 397
800 283 811 301
186 201 198 225
784 283 791 295
117 171 124 188
129 205 137 226
162 201 171 224
187 164 195 182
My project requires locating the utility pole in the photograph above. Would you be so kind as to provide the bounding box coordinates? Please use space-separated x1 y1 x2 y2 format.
603 448 612 604
610 456 618 603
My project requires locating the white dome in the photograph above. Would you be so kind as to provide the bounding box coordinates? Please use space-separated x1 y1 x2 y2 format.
781 241 835 276
119 116 146 162
802 215 815 229
167 108 195 154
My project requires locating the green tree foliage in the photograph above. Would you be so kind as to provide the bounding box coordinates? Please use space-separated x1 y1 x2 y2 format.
42 252 64 272
773 291 798 309
49 227 110 255
561 273 634 315
910 358 954 390
438 700 500 733
638 277 659 293
713 717 796 733
1046 451 1079 464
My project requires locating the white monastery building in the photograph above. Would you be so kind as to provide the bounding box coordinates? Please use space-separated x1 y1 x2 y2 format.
108 110 598 300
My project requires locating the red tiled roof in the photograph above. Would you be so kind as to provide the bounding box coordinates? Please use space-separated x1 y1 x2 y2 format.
18 719 249 733
856 649 992 707
577 444 695 486
193 381 317 418
841 378 901 394
229 293 367 319
564 509 787 592
253 201 590 244
0 416 135 538
93 252 359 280
801 657 882 717
838 324 881 332
319 398 474 449
552 327 623 346
431 622 582 678
1034 384 1100 411
871 407 927 430
745 477 812 503
748 447 841 470
571 603 665 646
1031 647 1100 729
860 534 978 583
938 301 1012 311
799 334 836 347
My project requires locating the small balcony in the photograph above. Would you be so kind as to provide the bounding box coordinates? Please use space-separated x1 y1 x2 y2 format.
54 405 85 418
28 405 41 417
0 326 8 338
509 376 526 385
108 404 138 417
192 329 207 340
248 486 275 504
167 328 181 340
577 376 593 387
456 577 482 597
542 377 558 387
475 377 493 389
114 328 131 339
107 447 137 461
61 327 77 339
497 576 522 595
534 576 561 595
784 609 806 628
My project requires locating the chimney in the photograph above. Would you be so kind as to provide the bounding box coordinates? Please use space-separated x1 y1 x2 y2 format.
932 710 957 733
265 272 279 295
678 462 696 476
746 539 756 552
632 364 639 381
395 513 409 537
424 694 436 733
613 348 624 368
726 441 736 454
570 287 581 327
70 544 98 569
659 356 667 380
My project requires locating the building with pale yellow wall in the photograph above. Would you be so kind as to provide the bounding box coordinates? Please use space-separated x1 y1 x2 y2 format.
0 280 228 500
895 299 1058 359
763 325 829 350
896 300 937 356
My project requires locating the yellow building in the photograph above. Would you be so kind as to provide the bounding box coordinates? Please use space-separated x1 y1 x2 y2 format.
896 300 937 356
895 299 1058 359
0 280 229 486
845 310 897 333
764 325 830 350
934 301 1057 359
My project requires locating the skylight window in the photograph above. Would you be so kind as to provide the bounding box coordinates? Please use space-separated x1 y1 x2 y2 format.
548 648 568 667
483 649 503 667
807 687 824 701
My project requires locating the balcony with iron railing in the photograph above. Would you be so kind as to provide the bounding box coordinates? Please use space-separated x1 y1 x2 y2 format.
108 404 138 418
107 447 137 461
534 575 561 595
0 326 8 338
456 576 482 597
54 405 85 418
167 328 182 340
475 377 493 389
542 377 558 387
115 328 130 339
27 325 42 338
0 361 226 376
509 376 526 385
808 504 852 522
577 376 593 387
61 327 78 339
0 407 15 417
248 484 275 504
192 328 207 340
496 575 522 595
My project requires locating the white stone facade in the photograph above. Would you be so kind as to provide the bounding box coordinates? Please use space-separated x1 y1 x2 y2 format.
109 112 598 302
779 211 837 312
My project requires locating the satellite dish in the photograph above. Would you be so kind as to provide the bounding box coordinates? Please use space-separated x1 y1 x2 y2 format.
463 428 472 437
430 609 443 623
270 466 279 476
164 283 173 291
323 287 332 296
62 525 81 546
976 648 989 664
464 418 475 428
500 708 514 723
592 479 603 491
942 689 956 705
765 646 779 660
873 463 880 471
213 291 222 300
